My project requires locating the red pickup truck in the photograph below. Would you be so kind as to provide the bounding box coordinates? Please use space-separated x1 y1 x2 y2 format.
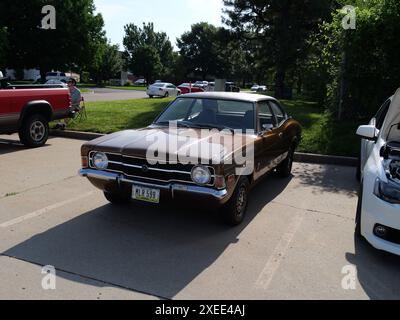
0 81 71 147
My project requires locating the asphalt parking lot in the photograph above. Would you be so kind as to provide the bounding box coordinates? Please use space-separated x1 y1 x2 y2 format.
1 135 400 300
83 88 148 102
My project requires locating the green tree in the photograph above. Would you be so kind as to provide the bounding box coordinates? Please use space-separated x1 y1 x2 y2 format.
0 27 8 70
91 43 123 84
311 0 400 119
223 0 334 98
177 22 228 80
1 0 106 80
123 22 173 83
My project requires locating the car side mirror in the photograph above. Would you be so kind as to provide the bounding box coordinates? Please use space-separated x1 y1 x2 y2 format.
261 124 275 134
357 125 377 141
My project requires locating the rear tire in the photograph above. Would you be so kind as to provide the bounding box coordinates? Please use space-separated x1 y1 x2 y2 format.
104 191 130 205
220 177 250 226
164 92 169 98
276 145 295 178
149 95 153 99
18 114 49 148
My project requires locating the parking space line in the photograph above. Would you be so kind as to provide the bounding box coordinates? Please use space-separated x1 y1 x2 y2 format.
255 214 304 290
0 191 95 228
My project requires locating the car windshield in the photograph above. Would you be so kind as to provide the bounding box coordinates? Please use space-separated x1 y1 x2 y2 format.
152 83 165 87
155 98 255 132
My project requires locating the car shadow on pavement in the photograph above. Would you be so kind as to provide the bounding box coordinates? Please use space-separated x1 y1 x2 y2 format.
345 235 400 299
294 163 358 198
3 173 291 299
0 138 56 156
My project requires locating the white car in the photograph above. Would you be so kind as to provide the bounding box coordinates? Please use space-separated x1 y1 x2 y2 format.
356 88 400 255
147 83 181 98
251 84 267 92
134 78 146 85
46 71 69 82
45 79 68 87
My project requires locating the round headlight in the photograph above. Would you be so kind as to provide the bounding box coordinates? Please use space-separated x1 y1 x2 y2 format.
191 166 211 185
93 152 108 170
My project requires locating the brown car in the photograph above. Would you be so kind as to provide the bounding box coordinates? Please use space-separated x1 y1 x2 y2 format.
79 92 301 226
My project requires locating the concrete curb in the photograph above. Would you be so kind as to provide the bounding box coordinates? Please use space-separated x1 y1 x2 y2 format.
50 130 359 167
294 153 358 167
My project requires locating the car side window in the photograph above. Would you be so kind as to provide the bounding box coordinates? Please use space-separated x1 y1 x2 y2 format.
258 102 276 132
269 101 287 127
375 99 390 130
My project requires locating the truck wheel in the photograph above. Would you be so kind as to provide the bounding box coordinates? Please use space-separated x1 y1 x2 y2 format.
19 114 49 148
276 146 295 178
104 191 130 205
220 177 250 226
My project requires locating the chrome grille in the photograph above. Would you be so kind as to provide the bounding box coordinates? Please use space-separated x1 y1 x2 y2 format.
89 152 215 186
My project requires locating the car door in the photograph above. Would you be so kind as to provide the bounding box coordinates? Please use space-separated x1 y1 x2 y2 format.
253 101 282 180
0 88 13 130
168 84 178 96
269 100 291 159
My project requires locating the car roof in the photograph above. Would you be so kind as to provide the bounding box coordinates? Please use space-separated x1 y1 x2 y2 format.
179 92 276 103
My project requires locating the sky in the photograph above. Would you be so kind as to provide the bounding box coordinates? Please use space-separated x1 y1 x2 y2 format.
94 0 225 50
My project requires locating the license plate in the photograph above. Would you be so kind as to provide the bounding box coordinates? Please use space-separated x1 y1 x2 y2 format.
132 185 160 204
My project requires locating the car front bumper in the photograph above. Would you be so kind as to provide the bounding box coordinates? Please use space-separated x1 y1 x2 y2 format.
79 168 230 208
361 192 400 256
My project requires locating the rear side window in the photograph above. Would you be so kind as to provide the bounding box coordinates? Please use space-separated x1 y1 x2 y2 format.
269 101 287 126
258 102 276 130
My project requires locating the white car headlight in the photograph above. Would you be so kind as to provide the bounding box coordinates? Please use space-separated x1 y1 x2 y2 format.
191 166 211 185
93 152 108 170
374 178 400 204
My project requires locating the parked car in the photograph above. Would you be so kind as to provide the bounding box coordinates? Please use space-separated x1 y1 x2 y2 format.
45 71 69 82
356 88 400 255
79 92 301 226
194 81 209 89
226 82 240 93
251 84 267 92
0 77 72 147
45 79 68 88
177 83 204 94
147 83 181 98
134 79 146 85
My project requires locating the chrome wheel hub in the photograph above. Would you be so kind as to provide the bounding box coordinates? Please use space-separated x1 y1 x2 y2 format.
30 121 45 142
236 187 247 216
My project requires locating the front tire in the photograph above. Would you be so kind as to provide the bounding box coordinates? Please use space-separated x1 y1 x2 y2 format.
220 177 250 226
104 191 130 205
164 92 169 98
19 114 49 148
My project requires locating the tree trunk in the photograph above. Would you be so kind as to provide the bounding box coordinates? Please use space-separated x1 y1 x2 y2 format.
275 67 286 99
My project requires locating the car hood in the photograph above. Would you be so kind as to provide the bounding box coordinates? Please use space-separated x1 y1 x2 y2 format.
83 126 256 164
383 88 400 141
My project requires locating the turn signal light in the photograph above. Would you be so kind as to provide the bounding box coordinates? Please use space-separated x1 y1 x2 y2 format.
215 175 226 189
81 156 89 168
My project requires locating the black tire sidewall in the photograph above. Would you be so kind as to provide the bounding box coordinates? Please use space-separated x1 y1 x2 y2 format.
221 177 250 226
355 183 363 237
19 114 49 148
277 146 295 178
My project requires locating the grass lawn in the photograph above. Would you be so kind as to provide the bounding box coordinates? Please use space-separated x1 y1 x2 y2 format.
106 86 147 91
66 97 361 157
67 98 173 134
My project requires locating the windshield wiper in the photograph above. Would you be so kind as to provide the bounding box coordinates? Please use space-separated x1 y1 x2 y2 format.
191 123 235 133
